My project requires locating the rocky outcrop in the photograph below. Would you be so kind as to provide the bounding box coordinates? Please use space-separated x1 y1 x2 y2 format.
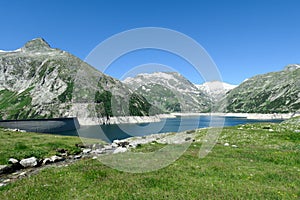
20 157 38 168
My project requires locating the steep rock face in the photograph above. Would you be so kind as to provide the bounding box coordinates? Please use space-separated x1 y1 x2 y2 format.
123 72 211 112
0 38 158 120
196 81 237 102
221 64 300 113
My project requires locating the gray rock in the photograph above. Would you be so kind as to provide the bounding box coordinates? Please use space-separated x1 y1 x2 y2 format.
0 165 9 174
113 147 127 154
111 143 118 148
20 157 37 168
74 155 82 159
103 145 114 150
8 158 19 164
50 155 64 163
19 171 27 176
82 148 92 154
42 158 52 165
224 143 230 146
91 149 104 154
3 179 10 183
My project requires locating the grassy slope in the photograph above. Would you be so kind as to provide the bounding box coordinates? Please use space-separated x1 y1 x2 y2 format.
0 129 104 165
0 121 299 199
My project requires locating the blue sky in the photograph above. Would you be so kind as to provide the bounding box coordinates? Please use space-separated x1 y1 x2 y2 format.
0 0 299 84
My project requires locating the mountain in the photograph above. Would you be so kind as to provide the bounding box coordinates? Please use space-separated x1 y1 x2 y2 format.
0 38 160 120
123 72 211 112
196 81 237 102
221 64 300 113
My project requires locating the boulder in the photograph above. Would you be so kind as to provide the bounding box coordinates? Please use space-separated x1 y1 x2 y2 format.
42 158 52 165
8 158 19 164
103 145 114 150
20 157 37 168
92 156 98 160
111 143 118 148
91 149 104 154
224 143 230 147
113 147 127 154
82 148 92 154
74 155 82 159
118 141 130 148
50 155 64 163
0 165 9 174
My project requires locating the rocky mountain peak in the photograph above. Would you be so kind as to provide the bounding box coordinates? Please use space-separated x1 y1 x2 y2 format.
123 71 211 113
21 38 51 52
284 64 300 71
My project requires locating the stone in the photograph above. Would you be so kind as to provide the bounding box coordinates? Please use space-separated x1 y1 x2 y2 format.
91 149 104 154
74 155 82 159
19 171 27 176
224 143 230 146
111 143 118 148
113 147 127 154
0 183 6 187
0 165 9 174
50 155 64 163
3 179 10 183
60 153 68 157
82 148 92 154
231 145 238 148
8 158 19 164
103 145 114 150
42 158 52 165
20 157 37 168
118 141 130 148
92 156 98 160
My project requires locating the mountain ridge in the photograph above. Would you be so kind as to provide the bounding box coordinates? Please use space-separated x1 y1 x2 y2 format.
221 65 300 113
196 81 237 102
0 38 160 120
123 72 211 113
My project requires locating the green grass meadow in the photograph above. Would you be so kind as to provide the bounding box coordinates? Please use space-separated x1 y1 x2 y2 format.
0 119 299 199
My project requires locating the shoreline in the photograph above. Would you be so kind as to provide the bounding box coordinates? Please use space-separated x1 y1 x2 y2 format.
172 112 300 120
77 114 176 126
77 112 299 126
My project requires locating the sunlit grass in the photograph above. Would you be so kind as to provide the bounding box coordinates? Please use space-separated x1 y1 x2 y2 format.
0 120 299 199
